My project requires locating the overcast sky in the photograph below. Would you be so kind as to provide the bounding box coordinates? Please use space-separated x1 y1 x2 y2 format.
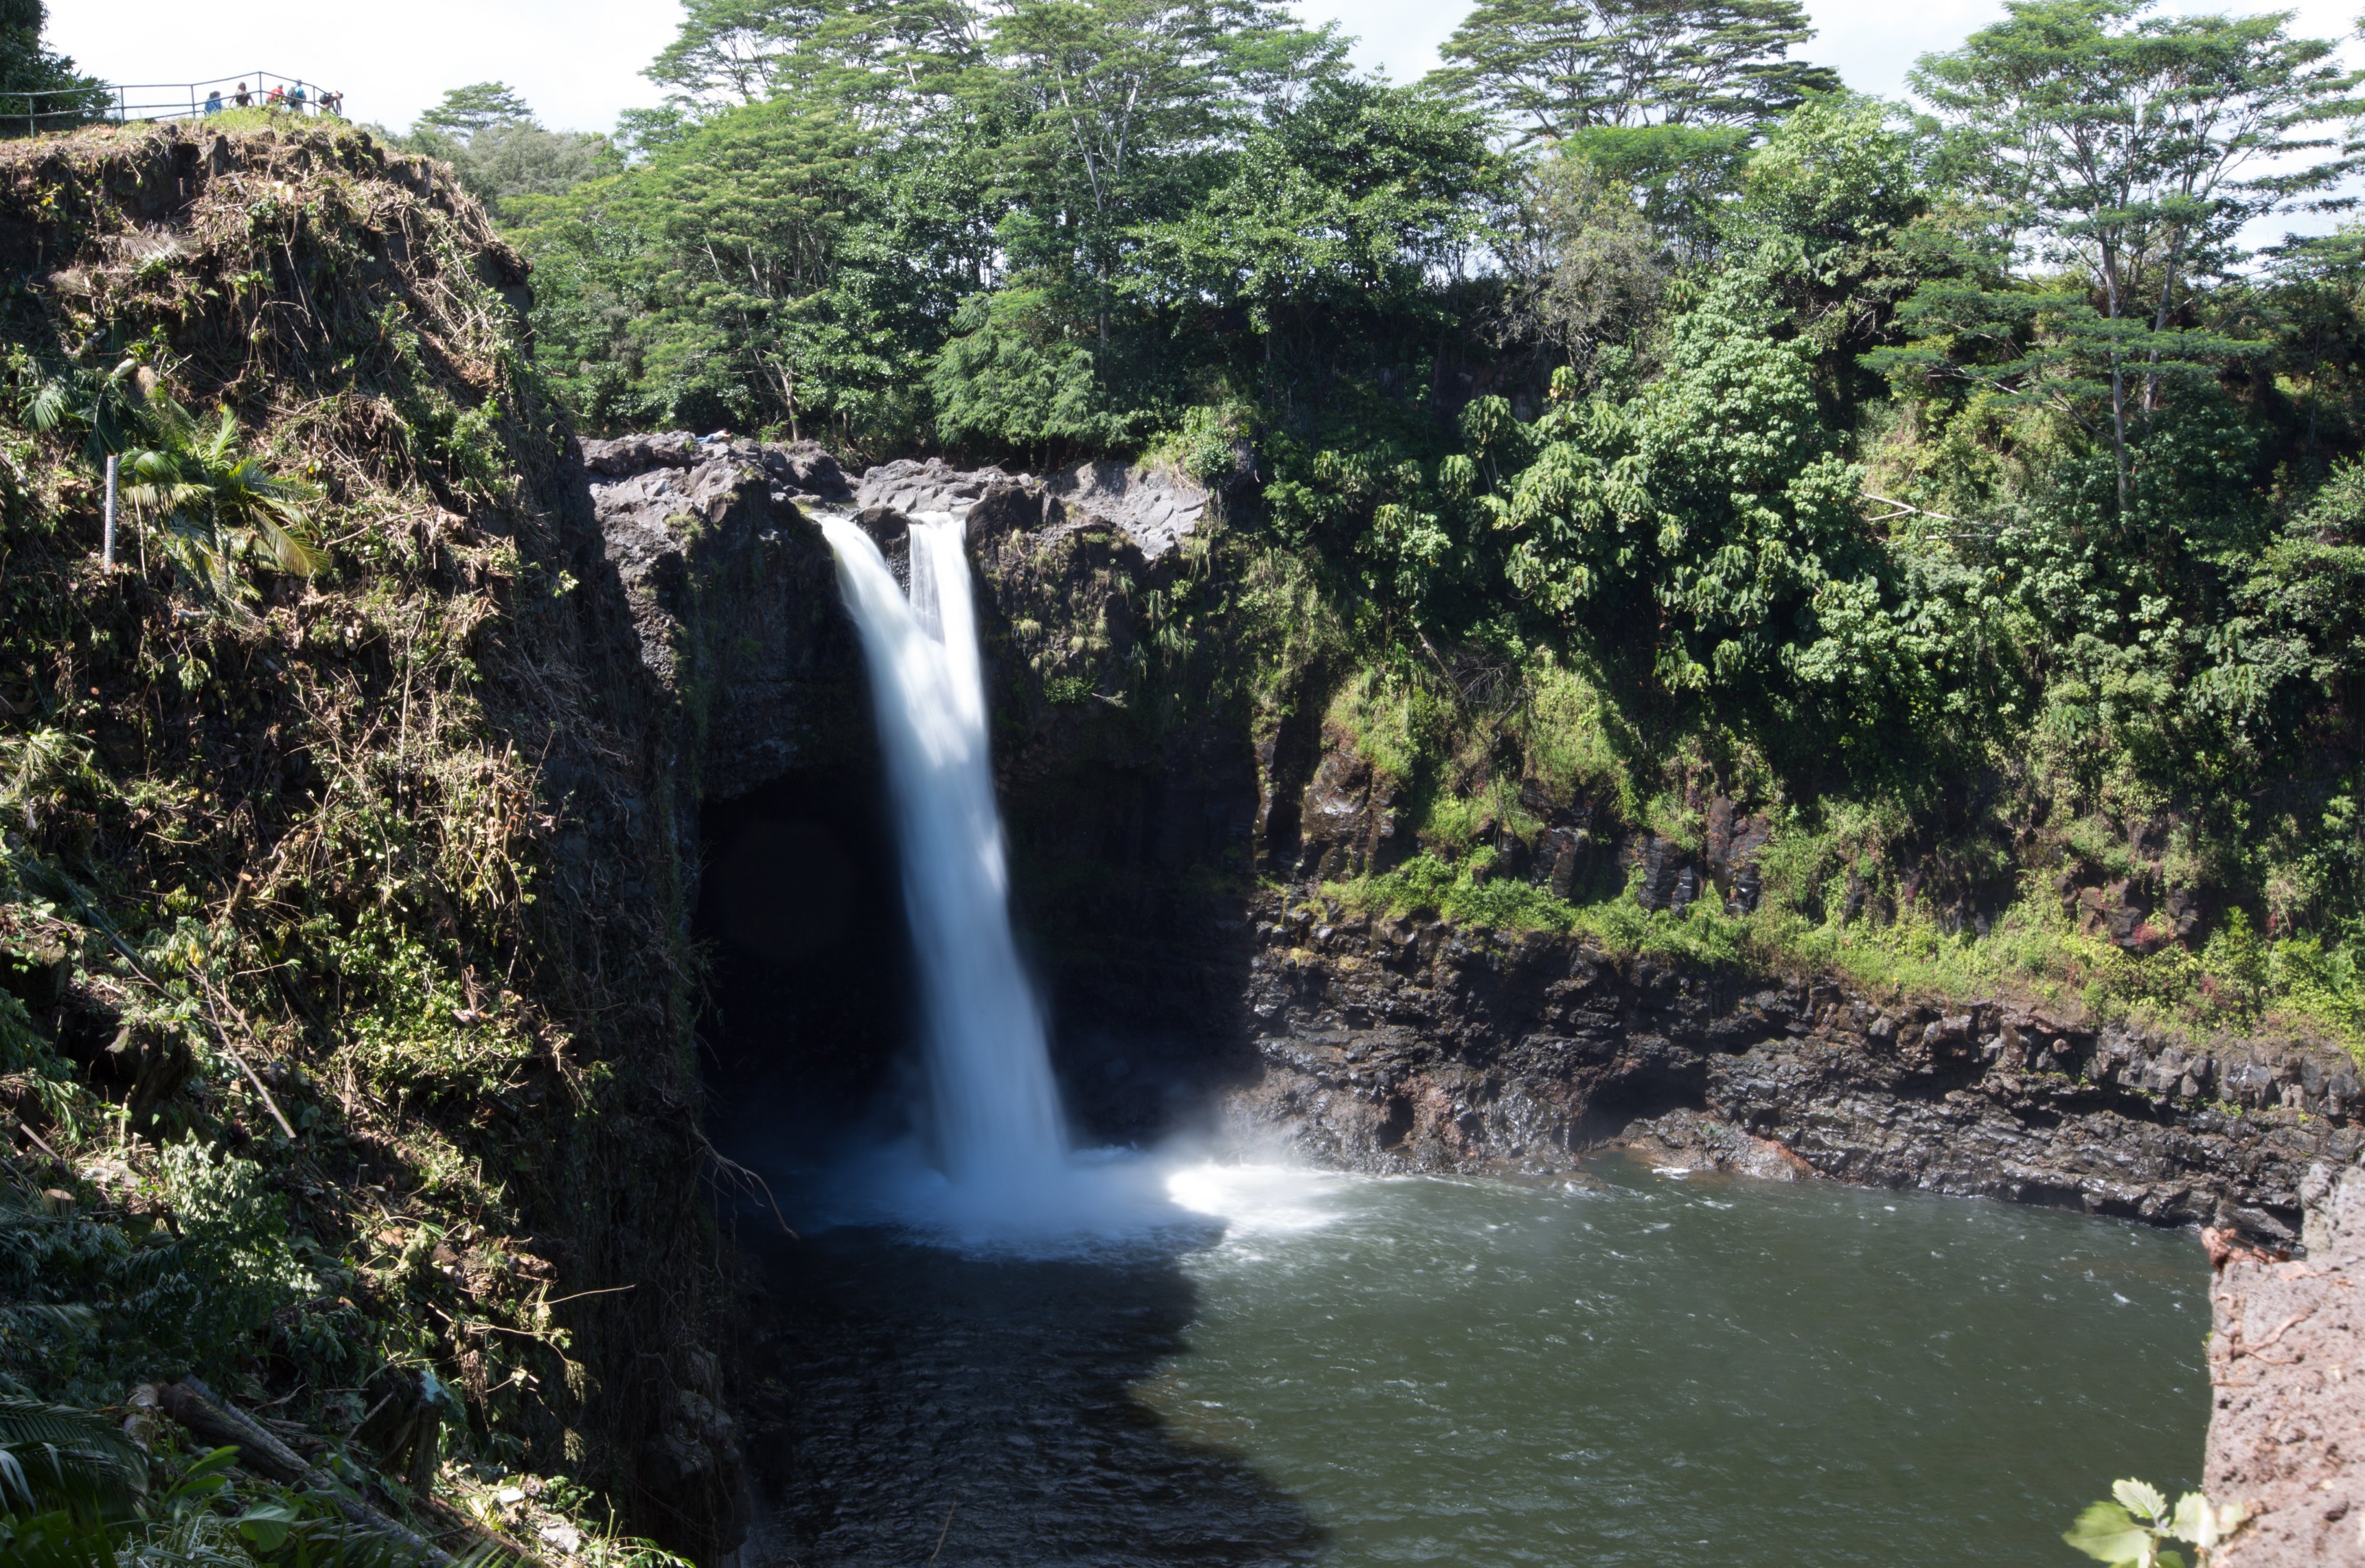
48 0 2364 140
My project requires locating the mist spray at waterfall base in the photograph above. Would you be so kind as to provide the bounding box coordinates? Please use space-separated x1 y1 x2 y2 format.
812 511 1211 1252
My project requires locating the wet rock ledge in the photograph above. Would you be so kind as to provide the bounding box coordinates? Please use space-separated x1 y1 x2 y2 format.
1224 895 2363 1241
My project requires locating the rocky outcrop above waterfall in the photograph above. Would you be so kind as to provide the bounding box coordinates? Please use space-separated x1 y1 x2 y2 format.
853 456 1210 561
1042 460 1210 561
581 440 1223 813
585 433 868 799
2205 1160 2365 1564
1223 891 2362 1237
584 430 854 497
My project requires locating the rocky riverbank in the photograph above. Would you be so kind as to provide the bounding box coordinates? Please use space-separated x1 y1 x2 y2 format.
1222 893 2363 1239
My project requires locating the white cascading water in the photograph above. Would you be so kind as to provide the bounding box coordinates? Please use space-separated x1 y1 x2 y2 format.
818 513 1073 1199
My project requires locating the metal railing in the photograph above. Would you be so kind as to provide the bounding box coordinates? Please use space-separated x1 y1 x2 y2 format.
2 72 349 137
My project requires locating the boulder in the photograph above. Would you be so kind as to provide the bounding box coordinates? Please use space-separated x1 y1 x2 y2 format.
1044 459 1210 561
1631 834 1695 912
1293 724 1408 882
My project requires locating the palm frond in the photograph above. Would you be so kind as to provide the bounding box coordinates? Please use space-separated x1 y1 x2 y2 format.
203 406 239 463
0 1304 96 1339
137 391 200 452
0 1398 149 1511
247 515 323 577
25 381 71 434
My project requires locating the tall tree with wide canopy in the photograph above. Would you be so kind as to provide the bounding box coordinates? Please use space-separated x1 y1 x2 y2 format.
980 0 1340 293
1881 0 2361 511
1431 0 1838 142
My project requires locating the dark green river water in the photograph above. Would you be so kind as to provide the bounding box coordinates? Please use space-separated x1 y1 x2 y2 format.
742 1156 2208 1567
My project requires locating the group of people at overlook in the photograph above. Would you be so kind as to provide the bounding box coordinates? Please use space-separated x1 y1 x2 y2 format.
200 80 342 117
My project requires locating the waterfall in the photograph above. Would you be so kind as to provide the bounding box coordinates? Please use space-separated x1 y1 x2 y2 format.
818 513 1071 1193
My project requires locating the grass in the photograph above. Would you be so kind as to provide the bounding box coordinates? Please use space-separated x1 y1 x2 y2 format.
1328 849 2365 1063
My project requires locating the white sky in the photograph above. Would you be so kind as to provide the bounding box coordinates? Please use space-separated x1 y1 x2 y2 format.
46 0 2365 137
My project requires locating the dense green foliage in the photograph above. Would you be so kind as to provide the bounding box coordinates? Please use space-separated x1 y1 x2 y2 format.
482 0 2365 1047
0 0 103 134
379 83 623 222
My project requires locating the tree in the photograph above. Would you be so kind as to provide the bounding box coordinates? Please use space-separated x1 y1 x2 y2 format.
1557 121 1752 260
393 86 615 219
1432 0 1838 143
514 98 988 444
0 0 103 135
1133 79 1502 361
1472 274 2008 770
644 0 831 106
1885 0 2362 510
415 81 534 137
1733 94 1935 404
1504 154 1671 384
980 0 1340 339
642 0 989 123
459 122 620 208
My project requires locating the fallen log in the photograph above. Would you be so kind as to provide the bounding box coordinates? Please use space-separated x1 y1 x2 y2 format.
154 1376 458 1566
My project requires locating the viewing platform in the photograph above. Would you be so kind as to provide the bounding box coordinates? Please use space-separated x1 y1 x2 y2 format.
3 72 345 137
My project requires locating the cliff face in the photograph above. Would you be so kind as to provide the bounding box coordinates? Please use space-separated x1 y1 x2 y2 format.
0 125 741 1554
1226 899 2360 1236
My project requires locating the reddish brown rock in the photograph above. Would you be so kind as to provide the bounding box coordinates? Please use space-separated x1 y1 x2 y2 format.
2207 1163 2365 1567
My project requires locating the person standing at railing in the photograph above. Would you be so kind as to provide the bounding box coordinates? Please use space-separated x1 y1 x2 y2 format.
266 83 284 110
290 83 307 112
234 82 251 108
204 88 223 114
323 89 343 118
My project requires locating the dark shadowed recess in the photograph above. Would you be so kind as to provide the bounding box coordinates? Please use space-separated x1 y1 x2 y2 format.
732 1226 1325 1568
695 763 919 1160
690 750 1266 1159
1001 752 1268 1146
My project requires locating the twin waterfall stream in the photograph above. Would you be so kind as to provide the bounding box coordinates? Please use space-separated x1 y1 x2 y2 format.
819 513 1072 1205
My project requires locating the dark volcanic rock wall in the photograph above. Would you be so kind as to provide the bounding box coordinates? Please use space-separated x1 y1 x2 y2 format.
1225 895 2362 1238
586 433 863 801
584 436 2363 1247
